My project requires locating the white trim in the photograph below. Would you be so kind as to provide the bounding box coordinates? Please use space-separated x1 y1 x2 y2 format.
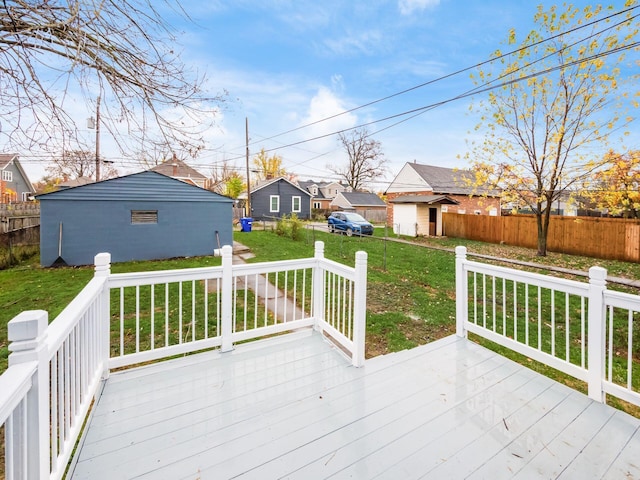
292 196 301 213
270 195 280 212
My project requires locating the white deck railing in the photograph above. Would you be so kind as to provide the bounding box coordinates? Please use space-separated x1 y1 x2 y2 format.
1 241 367 480
455 245 640 408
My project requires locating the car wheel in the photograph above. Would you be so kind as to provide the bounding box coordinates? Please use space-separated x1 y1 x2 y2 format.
346 228 353 237
328 225 334 233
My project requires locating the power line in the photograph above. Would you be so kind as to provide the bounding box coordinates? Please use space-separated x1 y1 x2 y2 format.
243 4 640 149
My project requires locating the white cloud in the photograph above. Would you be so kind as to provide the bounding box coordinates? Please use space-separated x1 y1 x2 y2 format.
322 30 387 57
301 86 357 139
398 0 441 15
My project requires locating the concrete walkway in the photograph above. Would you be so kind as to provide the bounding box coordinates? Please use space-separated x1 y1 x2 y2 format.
228 241 306 322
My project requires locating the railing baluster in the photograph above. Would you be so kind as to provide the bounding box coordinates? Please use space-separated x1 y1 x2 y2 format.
628 310 633 390
165 283 169 348
178 282 183 344
192 280 196 342
151 284 155 350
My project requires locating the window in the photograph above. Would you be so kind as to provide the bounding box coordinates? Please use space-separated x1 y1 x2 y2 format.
313 201 322 209
441 205 448 213
2 170 12 182
270 195 280 212
131 210 158 224
292 196 301 213
21 192 30 202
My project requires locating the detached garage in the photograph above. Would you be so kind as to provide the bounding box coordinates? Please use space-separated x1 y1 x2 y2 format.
389 194 459 237
37 171 233 266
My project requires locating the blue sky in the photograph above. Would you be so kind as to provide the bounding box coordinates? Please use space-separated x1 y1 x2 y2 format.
20 0 640 190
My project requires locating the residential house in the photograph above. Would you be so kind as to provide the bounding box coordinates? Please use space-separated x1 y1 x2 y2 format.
0 153 36 203
36 171 233 266
330 191 387 223
385 162 501 236
249 176 312 220
149 156 209 189
298 180 349 211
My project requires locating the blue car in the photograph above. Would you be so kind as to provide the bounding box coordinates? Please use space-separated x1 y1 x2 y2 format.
328 211 374 236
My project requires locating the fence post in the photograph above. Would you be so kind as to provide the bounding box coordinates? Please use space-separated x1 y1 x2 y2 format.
312 241 325 332
587 266 607 403
352 251 368 367
8 310 50 480
94 253 111 380
455 246 468 338
221 245 234 352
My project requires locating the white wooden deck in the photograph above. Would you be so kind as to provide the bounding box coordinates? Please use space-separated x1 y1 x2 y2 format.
70 330 640 480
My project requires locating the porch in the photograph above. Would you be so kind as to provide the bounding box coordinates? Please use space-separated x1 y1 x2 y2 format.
3 241 640 479
71 331 640 479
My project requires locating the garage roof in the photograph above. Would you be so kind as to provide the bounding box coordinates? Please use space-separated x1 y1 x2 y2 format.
389 194 459 205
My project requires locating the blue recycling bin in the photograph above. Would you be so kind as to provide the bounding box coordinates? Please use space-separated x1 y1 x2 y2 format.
240 217 253 232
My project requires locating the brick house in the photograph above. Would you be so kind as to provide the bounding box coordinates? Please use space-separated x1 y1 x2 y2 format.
385 162 501 236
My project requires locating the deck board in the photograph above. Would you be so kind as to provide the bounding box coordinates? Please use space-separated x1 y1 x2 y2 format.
70 331 640 479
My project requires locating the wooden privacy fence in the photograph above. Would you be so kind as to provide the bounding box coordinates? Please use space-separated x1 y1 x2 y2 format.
443 213 640 262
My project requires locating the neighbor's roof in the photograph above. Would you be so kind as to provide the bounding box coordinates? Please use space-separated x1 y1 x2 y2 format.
408 163 477 195
58 177 94 189
339 191 386 207
36 171 232 203
149 159 207 180
0 153 36 193
251 176 312 196
389 194 460 205
0 153 18 169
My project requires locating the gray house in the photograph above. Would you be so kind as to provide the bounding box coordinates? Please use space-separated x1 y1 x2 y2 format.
249 177 312 220
0 153 35 203
37 171 233 267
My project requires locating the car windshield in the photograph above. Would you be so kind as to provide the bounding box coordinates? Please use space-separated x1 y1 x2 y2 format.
343 213 367 222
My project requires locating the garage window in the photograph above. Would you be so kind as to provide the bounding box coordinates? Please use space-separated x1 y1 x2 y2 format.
131 210 158 224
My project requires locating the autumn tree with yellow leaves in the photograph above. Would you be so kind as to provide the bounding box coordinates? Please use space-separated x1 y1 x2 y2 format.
584 150 640 218
252 149 287 183
465 2 639 256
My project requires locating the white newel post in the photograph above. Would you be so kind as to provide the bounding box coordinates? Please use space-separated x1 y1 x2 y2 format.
312 241 325 332
352 251 368 367
221 245 234 352
455 246 468 338
8 310 50 480
587 266 607 402
94 253 111 380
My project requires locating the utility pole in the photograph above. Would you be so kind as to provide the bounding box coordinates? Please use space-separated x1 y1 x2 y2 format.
95 95 101 181
245 117 251 217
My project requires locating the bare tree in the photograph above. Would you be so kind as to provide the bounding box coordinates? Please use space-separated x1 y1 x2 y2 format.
209 160 241 194
47 150 118 180
331 128 387 191
0 0 225 159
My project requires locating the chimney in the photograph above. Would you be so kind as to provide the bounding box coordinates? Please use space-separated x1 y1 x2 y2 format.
172 152 178 176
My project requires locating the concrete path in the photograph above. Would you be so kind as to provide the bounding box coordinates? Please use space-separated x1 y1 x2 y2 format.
228 241 306 323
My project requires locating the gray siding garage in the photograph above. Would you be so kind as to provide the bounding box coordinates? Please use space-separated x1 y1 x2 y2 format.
37 171 233 266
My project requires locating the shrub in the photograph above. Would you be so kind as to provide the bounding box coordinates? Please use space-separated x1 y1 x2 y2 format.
275 214 304 241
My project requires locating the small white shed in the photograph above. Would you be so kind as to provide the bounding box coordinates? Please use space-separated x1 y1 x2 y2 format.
389 194 459 237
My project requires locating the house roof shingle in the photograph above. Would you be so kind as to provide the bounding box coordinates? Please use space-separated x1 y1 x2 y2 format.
338 191 386 207
149 159 207 180
0 153 18 169
36 171 232 203
408 163 476 195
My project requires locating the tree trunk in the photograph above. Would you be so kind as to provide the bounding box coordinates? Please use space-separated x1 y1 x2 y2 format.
535 207 552 256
